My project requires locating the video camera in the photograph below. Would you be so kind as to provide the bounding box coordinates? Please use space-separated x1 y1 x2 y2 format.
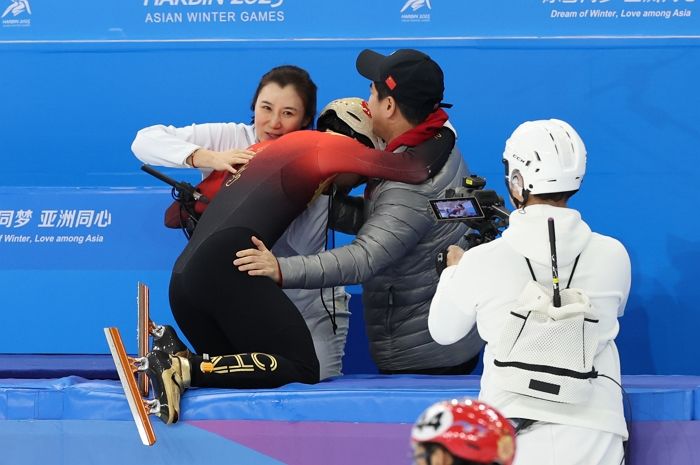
430 175 510 273
141 164 209 239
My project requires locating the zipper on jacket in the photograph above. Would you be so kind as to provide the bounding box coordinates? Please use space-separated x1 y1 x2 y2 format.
384 286 395 333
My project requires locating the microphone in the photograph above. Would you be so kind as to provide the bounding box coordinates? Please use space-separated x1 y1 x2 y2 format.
141 165 209 204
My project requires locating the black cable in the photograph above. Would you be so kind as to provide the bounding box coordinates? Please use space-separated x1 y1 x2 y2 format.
180 205 191 239
172 187 197 240
171 188 190 240
598 374 631 465
320 188 338 334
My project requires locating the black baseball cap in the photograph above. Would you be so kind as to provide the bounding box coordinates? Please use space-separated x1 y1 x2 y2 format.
356 49 452 114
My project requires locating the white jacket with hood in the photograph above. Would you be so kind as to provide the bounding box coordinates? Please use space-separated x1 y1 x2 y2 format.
429 204 630 438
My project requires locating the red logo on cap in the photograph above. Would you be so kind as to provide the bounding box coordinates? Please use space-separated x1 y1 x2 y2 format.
385 75 397 90
361 100 372 117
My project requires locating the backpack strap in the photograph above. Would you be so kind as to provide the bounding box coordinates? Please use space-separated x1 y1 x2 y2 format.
565 254 581 289
524 254 581 288
524 258 537 281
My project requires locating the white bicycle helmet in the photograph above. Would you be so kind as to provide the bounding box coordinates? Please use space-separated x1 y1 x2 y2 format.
318 97 380 149
503 119 586 204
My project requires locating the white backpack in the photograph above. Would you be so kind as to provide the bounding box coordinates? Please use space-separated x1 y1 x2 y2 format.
492 256 600 404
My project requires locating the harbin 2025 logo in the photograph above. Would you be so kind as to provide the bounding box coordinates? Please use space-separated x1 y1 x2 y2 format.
400 0 431 23
2 0 31 27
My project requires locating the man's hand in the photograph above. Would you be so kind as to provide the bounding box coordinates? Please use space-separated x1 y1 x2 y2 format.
446 245 465 267
233 236 282 284
191 148 255 174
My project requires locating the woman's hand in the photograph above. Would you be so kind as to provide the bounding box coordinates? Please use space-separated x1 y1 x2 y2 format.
190 148 255 173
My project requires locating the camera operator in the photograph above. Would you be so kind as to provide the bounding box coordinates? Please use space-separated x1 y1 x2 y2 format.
431 175 511 275
428 119 630 465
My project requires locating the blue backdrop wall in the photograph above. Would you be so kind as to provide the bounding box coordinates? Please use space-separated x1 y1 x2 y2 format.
1 0 699 375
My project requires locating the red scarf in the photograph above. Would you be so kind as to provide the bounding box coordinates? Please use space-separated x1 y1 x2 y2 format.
385 109 449 152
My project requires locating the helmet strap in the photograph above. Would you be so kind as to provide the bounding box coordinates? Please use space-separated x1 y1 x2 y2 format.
505 178 528 210
515 190 529 210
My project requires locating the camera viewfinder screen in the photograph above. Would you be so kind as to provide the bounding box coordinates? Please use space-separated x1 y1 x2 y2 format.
429 197 485 221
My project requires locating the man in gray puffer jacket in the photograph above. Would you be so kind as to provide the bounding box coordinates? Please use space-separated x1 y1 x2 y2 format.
236 49 484 373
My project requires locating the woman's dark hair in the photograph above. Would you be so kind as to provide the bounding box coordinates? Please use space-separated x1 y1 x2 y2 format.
250 65 317 129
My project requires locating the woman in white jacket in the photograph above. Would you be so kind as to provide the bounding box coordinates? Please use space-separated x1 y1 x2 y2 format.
429 119 630 465
131 65 349 380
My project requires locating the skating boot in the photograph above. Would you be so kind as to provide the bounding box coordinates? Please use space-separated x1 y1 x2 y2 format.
151 324 189 356
145 349 191 425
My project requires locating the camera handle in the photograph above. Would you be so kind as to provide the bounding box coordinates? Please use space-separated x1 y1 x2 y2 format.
140 164 210 204
490 204 510 220
435 249 448 275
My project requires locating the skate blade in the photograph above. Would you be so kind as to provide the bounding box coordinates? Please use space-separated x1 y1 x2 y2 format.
137 282 151 397
104 327 156 446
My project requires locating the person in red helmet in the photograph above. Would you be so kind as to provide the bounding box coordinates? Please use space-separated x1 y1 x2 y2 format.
411 398 516 465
